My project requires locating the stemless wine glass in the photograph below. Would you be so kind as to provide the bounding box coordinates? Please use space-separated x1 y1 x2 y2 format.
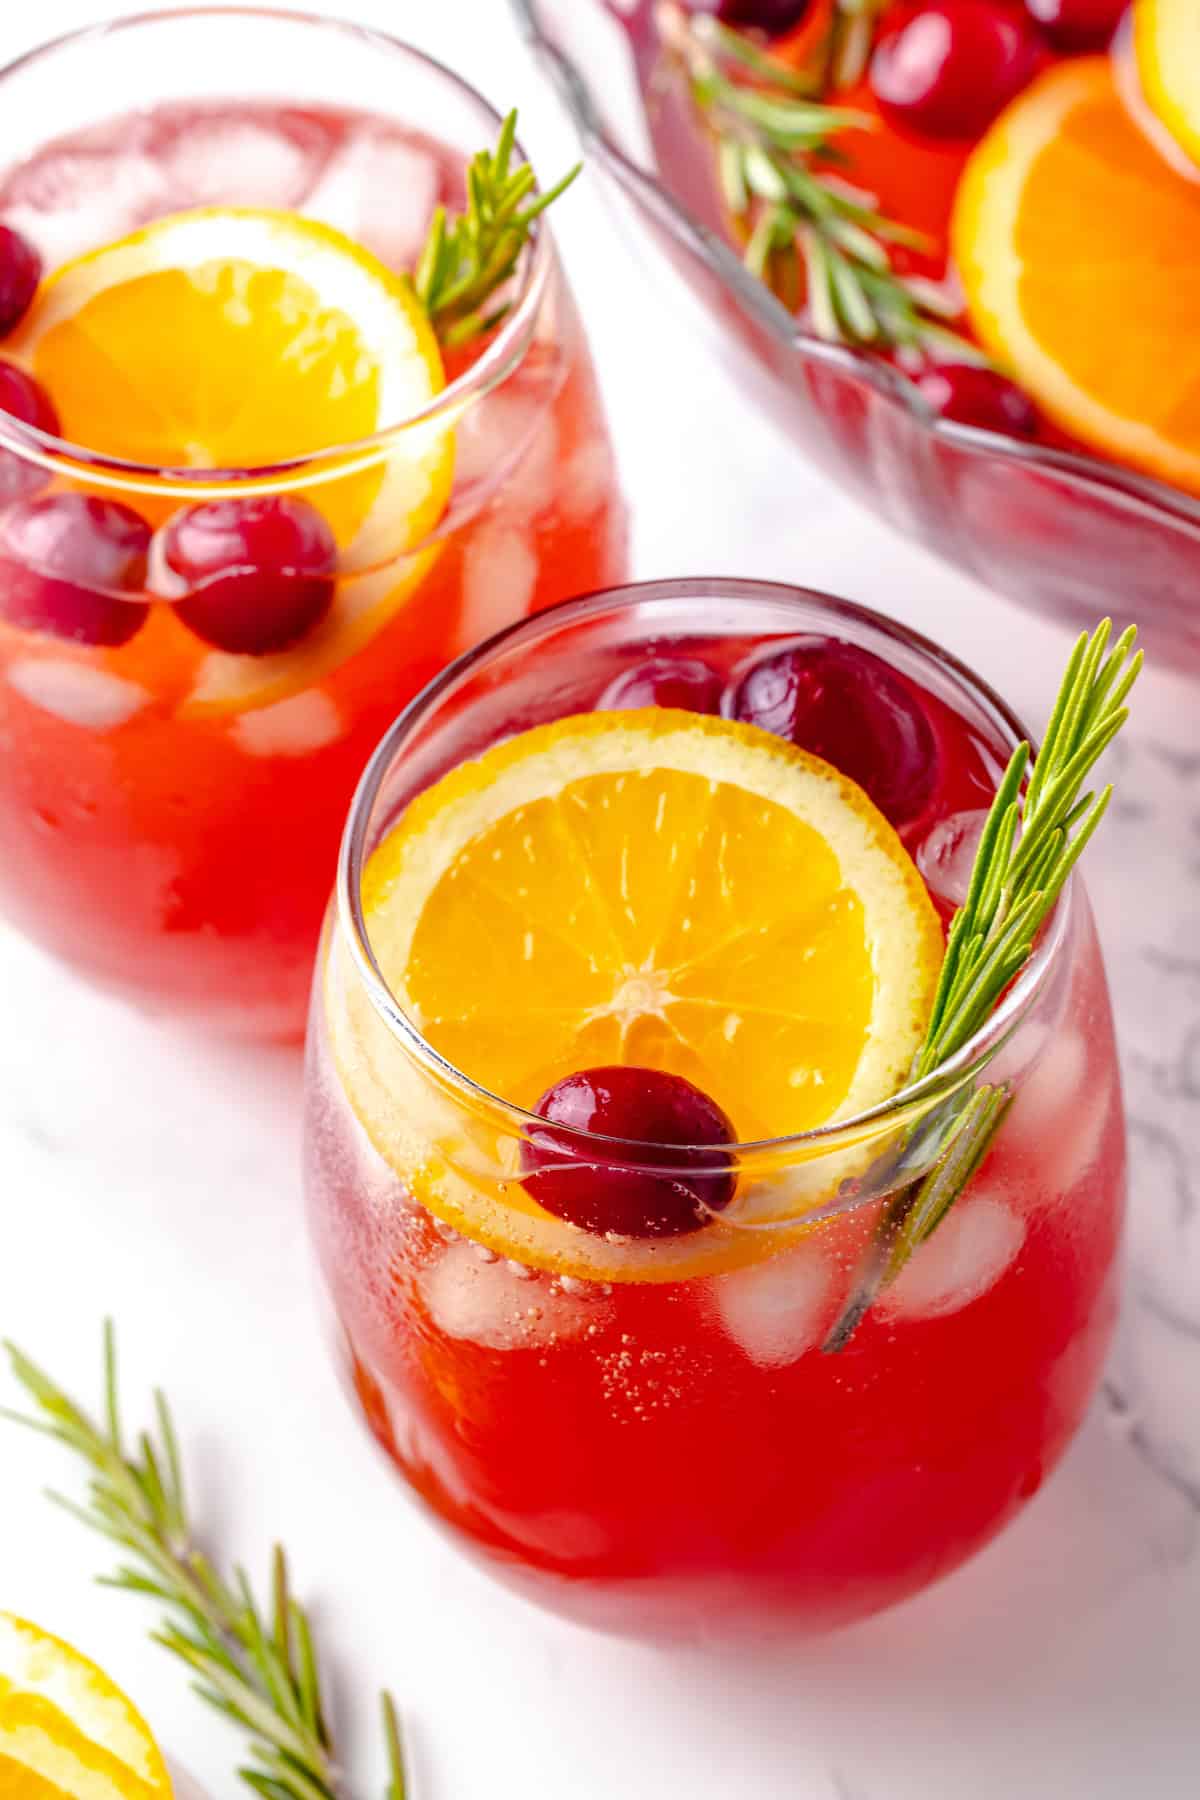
0 8 627 1038
305 579 1126 1640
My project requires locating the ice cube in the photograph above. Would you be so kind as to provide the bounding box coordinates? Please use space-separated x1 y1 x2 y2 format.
232 690 342 757
457 522 538 654
710 1244 835 1368
1 151 170 266
917 808 989 909
419 1241 607 1350
454 387 559 522
7 658 149 728
1044 1078 1115 1196
557 436 615 528
161 117 327 209
303 131 438 271
1007 1029 1087 1140
882 1194 1024 1320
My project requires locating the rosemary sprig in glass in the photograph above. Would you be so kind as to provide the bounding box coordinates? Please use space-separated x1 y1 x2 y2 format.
824 621 1142 1351
663 5 980 359
2 1323 405 1800
413 107 579 349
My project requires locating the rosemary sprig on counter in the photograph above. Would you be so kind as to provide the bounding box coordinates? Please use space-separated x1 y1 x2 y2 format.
825 620 1142 1351
413 107 579 349
2 1323 406 1800
665 5 979 358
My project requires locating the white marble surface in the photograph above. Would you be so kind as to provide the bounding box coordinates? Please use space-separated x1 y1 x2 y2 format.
2 3 1198 1796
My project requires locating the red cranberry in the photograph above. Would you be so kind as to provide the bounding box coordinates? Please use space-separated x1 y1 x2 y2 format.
0 493 150 647
683 0 813 35
0 225 41 337
521 1066 737 1239
731 637 940 827
0 360 59 503
598 655 723 714
154 495 337 655
1023 0 1125 50
870 2 1041 141
917 364 1039 437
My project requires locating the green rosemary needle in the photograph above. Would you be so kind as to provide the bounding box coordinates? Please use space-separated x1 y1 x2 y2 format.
413 107 579 349
2 1323 405 1800
666 5 982 359
824 620 1141 1351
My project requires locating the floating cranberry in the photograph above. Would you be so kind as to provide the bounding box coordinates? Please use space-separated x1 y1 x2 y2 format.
598 654 723 714
870 1 1041 140
154 495 337 655
682 0 813 35
0 360 60 503
731 637 940 826
1023 0 1125 50
0 225 41 337
521 1066 737 1239
0 493 150 647
918 363 1039 438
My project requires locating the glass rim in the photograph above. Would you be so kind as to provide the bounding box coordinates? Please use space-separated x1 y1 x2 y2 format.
335 577 1075 1158
0 4 556 495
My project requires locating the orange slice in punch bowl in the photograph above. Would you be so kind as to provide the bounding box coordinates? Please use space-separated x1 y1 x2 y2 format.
1133 0 1200 173
329 709 944 1282
0 1611 173 1797
952 57 1200 495
8 207 456 714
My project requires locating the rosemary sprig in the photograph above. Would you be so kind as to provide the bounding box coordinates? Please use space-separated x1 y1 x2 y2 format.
1 1323 406 1800
413 107 579 349
824 621 1142 1351
667 6 980 358
823 0 891 91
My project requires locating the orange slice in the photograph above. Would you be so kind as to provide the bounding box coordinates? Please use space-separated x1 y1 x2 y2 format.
0 1612 172 1798
9 207 455 714
952 57 1200 496
329 709 943 1281
1133 0 1200 171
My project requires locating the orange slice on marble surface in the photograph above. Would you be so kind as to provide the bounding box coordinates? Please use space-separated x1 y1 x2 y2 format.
0 1611 172 1798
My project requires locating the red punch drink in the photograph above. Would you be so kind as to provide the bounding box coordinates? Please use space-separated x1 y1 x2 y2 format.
0 10 626 1036
306 580 1126 1639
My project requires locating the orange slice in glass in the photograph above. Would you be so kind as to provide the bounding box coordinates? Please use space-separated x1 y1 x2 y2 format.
9 207 455 714
952 57 1200 495
0 1612 172 1798
330 709 943 1280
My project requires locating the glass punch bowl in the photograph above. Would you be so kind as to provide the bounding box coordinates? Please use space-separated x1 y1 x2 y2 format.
512 0 1200 672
